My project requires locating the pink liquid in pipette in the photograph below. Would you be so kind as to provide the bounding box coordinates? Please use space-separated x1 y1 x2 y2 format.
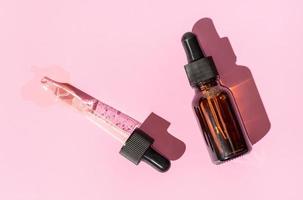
41 77 141 144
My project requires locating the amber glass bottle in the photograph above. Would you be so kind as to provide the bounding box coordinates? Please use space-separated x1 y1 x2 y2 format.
182 32 251 163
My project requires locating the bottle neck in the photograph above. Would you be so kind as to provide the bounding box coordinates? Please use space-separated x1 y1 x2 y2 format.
196 77 219 91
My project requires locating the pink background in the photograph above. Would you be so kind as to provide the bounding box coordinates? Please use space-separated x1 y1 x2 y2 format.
0 0 302 199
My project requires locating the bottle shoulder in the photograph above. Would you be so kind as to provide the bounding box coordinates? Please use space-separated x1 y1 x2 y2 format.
192 85 233 106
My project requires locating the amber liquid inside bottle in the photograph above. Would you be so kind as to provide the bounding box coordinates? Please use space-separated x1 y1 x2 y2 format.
193 78 251 163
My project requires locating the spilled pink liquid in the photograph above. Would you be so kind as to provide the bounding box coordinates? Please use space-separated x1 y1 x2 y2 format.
21 66 70 106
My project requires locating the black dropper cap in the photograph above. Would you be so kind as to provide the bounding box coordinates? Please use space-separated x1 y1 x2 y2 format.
181 32 218 87
120 128 170 172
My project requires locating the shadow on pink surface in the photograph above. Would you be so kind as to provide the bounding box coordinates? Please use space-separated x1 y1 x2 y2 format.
193 18 271 145
140 113 186 161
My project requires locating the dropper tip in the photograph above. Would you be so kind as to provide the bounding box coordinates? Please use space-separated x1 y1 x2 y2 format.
40 77 48 84
40 76 54 84
40 76 64 94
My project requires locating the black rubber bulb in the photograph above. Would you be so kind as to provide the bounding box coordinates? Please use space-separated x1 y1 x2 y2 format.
119 128 171 173
142 147 171 172
181 32 205 63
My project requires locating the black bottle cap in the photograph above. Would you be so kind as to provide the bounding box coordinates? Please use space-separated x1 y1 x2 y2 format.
119 128 171 172
181 32 218 87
